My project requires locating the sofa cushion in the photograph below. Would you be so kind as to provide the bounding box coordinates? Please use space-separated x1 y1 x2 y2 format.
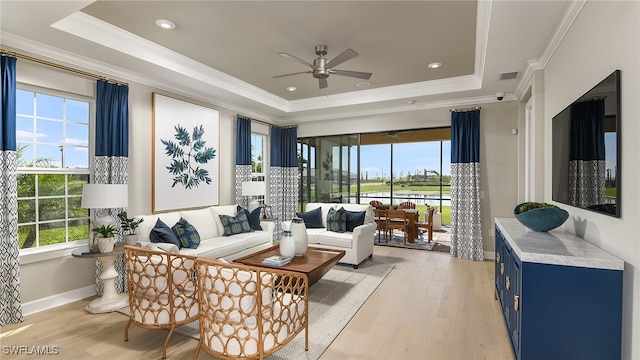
344 209 366 232
137 212 181 243
149 218 181 248
326 207 347 233
180 207 218 240
211 205 238 237
237 206 262 231
296 207 324 228
220 211 253 236
172 218 201 249
180 231 270 259
340 203 375 224
318 231 354 249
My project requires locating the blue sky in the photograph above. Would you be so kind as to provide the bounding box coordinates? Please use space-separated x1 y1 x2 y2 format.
354 141 451 179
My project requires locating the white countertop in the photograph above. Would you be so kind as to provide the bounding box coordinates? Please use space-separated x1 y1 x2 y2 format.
495 218 624 271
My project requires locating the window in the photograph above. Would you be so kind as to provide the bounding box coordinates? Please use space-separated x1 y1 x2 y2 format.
16 86 92 250
251 133 265 175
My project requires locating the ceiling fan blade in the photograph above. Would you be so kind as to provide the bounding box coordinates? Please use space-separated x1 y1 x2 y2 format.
278 53 313 68
325 48 358 69
319 78 328 89
273 71 312 78
332 69 373 80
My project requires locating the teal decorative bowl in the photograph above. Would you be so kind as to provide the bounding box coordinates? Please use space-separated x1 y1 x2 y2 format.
514 203 569 232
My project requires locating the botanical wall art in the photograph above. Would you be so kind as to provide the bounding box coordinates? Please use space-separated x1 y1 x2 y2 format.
152 93 219 212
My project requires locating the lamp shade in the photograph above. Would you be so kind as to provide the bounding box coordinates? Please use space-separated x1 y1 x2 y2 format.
81 184 128 209
241 181 266 196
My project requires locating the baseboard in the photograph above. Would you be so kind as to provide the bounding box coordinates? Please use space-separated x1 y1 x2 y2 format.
484 250 495 260
21 285 96 317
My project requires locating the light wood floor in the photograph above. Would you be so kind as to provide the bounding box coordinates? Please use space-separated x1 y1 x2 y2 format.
1 246 514 360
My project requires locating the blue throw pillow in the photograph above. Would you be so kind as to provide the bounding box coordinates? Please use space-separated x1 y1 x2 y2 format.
172 218 201 249
296 207 324 228
149 218 181 248
237 205 263 231
326 207 347 233
344 209 366 232
220 211 253 236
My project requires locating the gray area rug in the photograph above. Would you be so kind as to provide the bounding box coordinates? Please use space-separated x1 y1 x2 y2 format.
375 233 451 253
117 259 394 359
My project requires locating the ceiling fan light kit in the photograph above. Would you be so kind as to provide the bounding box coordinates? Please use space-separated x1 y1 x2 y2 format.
274 44 373 89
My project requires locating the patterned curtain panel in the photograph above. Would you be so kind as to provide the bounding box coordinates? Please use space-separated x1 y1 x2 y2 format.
569 99 606 208
269 126 299 239
94 80 129 295
450 109 483 261
0 55 23 326
235 116 252 207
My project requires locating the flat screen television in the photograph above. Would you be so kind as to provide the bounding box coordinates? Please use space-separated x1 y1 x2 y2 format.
552 70 620 217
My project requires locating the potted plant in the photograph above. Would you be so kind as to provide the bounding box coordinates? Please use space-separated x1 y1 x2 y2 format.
117 211 144 245
92 224 118 253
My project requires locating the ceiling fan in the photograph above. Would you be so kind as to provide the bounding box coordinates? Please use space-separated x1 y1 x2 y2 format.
273 45 372 89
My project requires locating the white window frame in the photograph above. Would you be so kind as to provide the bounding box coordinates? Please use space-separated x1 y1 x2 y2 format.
16 83 95 262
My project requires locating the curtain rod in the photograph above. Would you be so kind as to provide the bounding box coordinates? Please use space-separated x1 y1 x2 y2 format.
236 114 297 129
1 49 128 86
450 106 481 113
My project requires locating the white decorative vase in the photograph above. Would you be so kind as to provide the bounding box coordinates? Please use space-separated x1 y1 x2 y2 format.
97 237 116 253
124 234 138 246
279 231 296 258
290 218 308 256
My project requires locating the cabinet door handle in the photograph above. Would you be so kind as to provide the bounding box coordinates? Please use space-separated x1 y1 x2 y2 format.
500 262 504 275
514 295 519 312
496 252 500 263
506 276 510 290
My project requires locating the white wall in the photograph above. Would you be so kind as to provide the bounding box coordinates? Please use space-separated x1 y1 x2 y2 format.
543 1 639 358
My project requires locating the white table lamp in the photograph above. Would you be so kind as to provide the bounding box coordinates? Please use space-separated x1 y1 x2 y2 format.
241 181 265 212
82 183 128 250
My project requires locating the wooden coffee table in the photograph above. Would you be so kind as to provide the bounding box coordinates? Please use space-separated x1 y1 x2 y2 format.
234 245 345 286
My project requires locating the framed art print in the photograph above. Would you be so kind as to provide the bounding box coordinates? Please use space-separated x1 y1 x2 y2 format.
152 93 220 213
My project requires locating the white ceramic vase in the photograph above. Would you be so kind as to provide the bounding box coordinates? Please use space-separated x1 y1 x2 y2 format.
124 234 138 246
290 218 308 256
279 231 296 258
96 237 116 253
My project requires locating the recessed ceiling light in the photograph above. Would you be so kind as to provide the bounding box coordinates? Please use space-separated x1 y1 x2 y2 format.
407 100 416 105
356 82 370 88
155 19 176 30
286 86 297 92
427 62 442 69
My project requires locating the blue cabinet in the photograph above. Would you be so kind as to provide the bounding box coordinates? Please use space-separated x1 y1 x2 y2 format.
495 218 623 360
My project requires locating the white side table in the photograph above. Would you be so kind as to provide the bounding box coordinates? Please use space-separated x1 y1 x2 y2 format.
72 242 128 314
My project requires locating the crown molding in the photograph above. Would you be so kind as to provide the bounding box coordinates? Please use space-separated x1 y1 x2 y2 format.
51 12 290 112
514 0 587 100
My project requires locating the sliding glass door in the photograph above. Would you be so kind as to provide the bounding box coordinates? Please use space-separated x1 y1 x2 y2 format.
298 127 451 224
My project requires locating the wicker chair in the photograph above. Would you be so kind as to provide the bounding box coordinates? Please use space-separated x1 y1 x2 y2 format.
124 245 199 359
194 257 309 359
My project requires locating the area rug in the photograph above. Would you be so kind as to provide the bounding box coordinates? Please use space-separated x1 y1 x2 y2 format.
375 234 451 253
117 259 393 359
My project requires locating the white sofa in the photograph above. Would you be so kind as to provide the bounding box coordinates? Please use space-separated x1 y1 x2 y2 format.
134 205 274 260
283 203 376 269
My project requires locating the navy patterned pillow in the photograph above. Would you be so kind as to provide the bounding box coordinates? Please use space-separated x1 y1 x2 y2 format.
237 205 262 231
326 207 347 233
172 218 201 249
149 218 181 248
220 210 253 236
344 209 366 232
296 207 324 228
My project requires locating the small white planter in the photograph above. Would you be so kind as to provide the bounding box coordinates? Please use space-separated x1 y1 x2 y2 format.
124 234 138 246
96 237 116 253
